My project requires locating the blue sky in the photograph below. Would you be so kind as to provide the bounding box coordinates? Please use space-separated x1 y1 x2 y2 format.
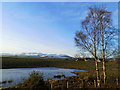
2 2 118 57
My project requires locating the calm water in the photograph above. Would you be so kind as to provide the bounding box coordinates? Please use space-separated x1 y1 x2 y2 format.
0 67 86 88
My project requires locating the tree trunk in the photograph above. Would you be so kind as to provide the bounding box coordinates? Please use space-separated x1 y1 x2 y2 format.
94 30 100 87
102 26 106 85
95 58 100 87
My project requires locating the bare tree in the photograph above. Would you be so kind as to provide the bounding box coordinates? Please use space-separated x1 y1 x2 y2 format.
74 6 117 87
75 6 117 87
74 53 81 58
74 50 88 59
96 7 117 85
74 7 101 87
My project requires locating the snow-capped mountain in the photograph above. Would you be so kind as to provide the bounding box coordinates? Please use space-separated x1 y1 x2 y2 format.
20 53 72 58
2 52 73 58
40 54 72 58
20 52 46 57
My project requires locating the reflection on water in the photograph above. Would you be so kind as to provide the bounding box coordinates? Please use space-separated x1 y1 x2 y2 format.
0 67 86 88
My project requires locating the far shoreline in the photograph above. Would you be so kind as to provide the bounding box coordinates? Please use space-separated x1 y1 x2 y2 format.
1 66 87 71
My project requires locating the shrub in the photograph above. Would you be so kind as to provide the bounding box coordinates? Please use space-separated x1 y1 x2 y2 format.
16 70 49 89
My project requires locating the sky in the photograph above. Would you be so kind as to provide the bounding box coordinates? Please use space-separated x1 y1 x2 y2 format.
2 2 118 57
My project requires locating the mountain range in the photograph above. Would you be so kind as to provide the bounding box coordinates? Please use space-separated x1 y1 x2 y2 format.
2 52 73 59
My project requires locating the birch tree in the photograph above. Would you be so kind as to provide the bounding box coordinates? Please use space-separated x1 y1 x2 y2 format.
74 7 101 87
97 7 117 85
74 6 117 87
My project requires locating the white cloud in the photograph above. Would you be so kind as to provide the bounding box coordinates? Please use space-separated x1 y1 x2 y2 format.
61 9 80 16
70 10 89 21
71 16 85 21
